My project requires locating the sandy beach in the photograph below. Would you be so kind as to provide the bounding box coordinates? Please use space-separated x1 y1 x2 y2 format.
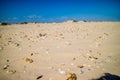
0 21 120 80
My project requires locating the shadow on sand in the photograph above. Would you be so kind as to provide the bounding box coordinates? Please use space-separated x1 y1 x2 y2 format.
92 73 120 80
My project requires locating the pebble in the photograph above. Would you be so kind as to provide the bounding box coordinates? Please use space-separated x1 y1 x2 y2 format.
73 58 76 60
31 53 33 56
86 68 91 72
36 75 43 80
7 59 9 62
3 64 9 70
77 65 84 68
29 59 34 63
79 70 84 74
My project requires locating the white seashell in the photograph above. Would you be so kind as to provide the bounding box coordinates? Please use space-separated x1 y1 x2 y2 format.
3 64 9 69
79 70 84 74
58 68 66 74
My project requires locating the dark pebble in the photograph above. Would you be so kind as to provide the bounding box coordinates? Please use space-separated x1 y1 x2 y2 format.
36 75 43 80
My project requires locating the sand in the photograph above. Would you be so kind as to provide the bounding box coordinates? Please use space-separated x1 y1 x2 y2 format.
0 21 120 80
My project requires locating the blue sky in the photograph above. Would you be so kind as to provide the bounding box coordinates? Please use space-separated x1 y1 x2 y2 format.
0 0 120 23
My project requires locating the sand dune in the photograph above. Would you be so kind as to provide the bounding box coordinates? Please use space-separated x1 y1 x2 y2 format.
0 21 120 80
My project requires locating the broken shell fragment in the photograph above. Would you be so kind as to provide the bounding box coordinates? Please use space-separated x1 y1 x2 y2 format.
58 68 66 74
79 70 84 74
66 72 72 78
3 64 9 70
66 73 77 80
25 58 33 63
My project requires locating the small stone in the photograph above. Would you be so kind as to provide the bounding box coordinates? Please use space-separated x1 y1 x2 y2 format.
89 50 92 53
16 43 20 46
3 64 9 70
36 75 43 80
7 59 9 62
77 65 84 68
73 58 76 60
29 59 33 63
93 57 98 60
39 33 47 37
31 53 33 56
79 70 84 74
86 68 91 72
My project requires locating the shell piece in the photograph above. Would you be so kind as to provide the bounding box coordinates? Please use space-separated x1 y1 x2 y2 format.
25 58 30 62
3 64 9 70
66 73 77 80
79 70 84 74
66 72 72 78
25 58 33 63
58 68 66 74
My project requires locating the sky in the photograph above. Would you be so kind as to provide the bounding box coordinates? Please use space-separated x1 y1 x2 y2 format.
0 0 120 23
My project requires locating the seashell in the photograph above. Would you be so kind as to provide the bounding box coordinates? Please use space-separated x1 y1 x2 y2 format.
25 58 33 63
3 64 9 70
79 70 84 74
66 73 77 80
66 72 72 78
58 68 66 74
25 58 30 62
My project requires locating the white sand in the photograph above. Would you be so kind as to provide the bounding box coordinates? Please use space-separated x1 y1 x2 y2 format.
0 21 120 80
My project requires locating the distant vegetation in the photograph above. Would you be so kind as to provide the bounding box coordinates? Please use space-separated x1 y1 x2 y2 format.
83 20 87 22
20 22 28 24
0 22 11 25
73 20 78 22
